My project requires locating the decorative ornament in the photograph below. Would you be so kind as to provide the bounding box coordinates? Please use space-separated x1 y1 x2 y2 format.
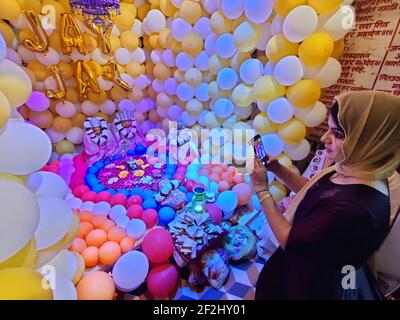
46 66 67 99
23 10 49 53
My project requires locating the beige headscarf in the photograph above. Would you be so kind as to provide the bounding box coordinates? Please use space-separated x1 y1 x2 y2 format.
282 92 400 274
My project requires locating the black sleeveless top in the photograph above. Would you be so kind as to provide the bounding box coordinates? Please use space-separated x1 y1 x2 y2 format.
256 172 390 300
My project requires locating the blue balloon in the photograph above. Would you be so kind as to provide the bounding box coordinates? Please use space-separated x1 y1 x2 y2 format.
106 189 117 196
130 188 143 197
186 171 198 180
85 173 97 181
86 178 99 187
179 186 187 193
94 161 105 168
119 189 130 197
209 182 219 194
87 166 99 175
112 155 122 160
143 199 157 210
127 149 136 156
104 159 111 165
158 207 176 225
135 144 147 155
186 192 194 202
215 190 238 212
92 184 106 193
142 190 154 200
164 174 173 180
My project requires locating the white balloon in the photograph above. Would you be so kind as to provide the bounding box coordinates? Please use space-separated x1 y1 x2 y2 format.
112 251 149 292
45 250 79 282
283 5 318 43
256 22 272 50
99 99 116 115
45 127 65 144
176 52 195 71
240 58 263 84
221 0 244 19
274 56 304 86
171 18 193 41
244 0 273 24
55 101 77 118
92 201 111 216
0 121 52 175
284 139 311 161
318 5 356 41
81 101 99 116
0 179 39 263
217 68 238 90
213 98 234 118
204 33 218 56
126 219 146 240
195 51 210 71
27 171 68 199
295 101 327 127
132 74 151 89
34 196 73 250
264 61 275 76
304 57 342 88
0 34 5 63
162 50 175 67
132 19 144 37
150 49 162 64
91 48 109 65
271 14 284 36
131 48 146 64
195 83 210 102
6 48 22 65
145 9 166 33
66 127 84 145
215 33 236 59
194 17 212 39
261 133 284 156
234 105 253 119
164 77 178 95
181 111 197 126
51 271 77 300
35 48 60 66
97 77 114 91
267 98 295 124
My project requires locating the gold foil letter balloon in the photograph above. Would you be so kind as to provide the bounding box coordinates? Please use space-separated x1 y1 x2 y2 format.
102 61 132 91
46 65 67 99
22 10 49 53
75 60 100 99
60 13 86 55
85 18 113 55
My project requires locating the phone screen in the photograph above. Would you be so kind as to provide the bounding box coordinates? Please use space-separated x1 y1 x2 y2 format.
253 135 268 166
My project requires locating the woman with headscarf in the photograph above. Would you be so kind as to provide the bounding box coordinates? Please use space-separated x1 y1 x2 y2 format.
251 91 400 300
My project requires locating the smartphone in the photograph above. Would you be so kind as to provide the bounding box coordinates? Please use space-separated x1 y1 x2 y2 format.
253 134 269 168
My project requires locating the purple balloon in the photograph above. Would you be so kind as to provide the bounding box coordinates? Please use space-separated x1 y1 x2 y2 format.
26 91 50 112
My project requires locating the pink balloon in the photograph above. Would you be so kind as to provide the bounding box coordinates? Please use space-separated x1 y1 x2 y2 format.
218 181 230 192
206 203 223 225
127 195 143 207
232 183 252 206
220 172 233 183
110 194 128 207
185 179 196 192
147 263 178 299
173 173 184 183
127 205 144 219
82 191 97 202
209 173 220 183
73 185 89 197
142 228 174 263
96 191 112 203
142 209 158 228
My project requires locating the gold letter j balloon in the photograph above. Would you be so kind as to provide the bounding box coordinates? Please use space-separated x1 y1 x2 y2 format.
22 10 50 53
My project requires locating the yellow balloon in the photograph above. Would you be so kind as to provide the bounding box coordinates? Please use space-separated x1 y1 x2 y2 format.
0 59 32 108
231 83 252 107
182 32 203 56
138 3 151 20
308 0 342 14
120 31 139 51
180 0 202 25
186 99 203 115
274 0 307 16
277 118 307 144
55 140 75 155
52 116 72 133
0 22 16 47
0 238 37 269
185 68 203 87
253 112 278 135
88 90 107 104
251 76 286 104
160 0 177 16
233 22 258 53
210 11 232 34
115 3 136 31
126 61 143 78
0 0 21 21
27 60 51 81
58 61 74 79
0 268 53 300
332 39 345 59
299 32 334 66
71 252 85 285
49 32 62 53
158 28 173 48
83 33 98 52
0 173 25 185
0 90 11 129
287 79 321 108
16 0 41 13
29 110 54 129
110 35 121 52
266 33 299 63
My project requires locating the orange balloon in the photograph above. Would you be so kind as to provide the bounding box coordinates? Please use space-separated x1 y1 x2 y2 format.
78 221 94 239
91 216 107 228
82 246 99 267
77 271 115 300
78 211 93 223
218 181 230 192
209 173 220 183
220 172 233 183
120 237 135 253
52 116 73 133
100 219 115 232
70 238 87 254
107 227 126 243
86 229 108 247
99 241 121 265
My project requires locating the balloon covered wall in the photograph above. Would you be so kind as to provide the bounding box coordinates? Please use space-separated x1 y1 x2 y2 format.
0 0 355 165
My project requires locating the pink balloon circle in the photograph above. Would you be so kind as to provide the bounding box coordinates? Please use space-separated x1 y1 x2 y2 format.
82 191 97 202
96 191 112 203
127 195 143 207
127 205 144 219
147 263 178 299
142 209 158 228
232 183 252 206
73 185 89 197
142 228 174 263
110 194 128 207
